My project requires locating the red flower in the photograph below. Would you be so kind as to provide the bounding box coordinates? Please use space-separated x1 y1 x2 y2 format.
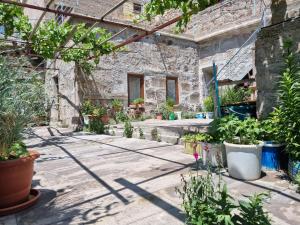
193 151 199 161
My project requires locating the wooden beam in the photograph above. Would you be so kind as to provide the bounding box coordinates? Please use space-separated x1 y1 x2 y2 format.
217 78 256 86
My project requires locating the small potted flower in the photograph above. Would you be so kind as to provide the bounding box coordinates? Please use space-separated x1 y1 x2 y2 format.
133 98 144 108
111 99 123 112
92 106 109 124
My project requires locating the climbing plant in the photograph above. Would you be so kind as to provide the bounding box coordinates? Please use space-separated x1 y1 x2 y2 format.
142 0 219 32
0 3 114 74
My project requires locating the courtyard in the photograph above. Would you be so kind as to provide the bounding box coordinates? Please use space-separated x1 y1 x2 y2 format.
1 127 299 225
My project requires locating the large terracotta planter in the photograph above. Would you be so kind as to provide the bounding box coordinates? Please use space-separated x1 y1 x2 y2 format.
0 150 40 208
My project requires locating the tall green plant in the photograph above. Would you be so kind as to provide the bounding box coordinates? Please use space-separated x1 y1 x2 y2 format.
0 56 45 160
274 40 300 160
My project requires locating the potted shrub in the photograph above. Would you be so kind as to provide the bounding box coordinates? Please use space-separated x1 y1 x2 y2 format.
111 99 123 112
182 134 200 155
166 97 176 120
133 98 144 108
81 100 95 126
218 115 264 180
92 106 109 124
272 40 300 180
0 56 43 212
203 96 214 119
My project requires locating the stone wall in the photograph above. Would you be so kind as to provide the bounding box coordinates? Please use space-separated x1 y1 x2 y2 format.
255 17 300 118
255 0 300 118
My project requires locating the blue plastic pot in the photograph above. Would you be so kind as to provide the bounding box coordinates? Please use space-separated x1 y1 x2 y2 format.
288 159 300 180
262 142 284 170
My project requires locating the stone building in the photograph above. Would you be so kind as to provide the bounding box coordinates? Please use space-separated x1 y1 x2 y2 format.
23 0 298 128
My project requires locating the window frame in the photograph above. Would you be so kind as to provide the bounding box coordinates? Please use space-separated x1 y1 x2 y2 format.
127 73 144 105
133 3 142 14
166 76 179 104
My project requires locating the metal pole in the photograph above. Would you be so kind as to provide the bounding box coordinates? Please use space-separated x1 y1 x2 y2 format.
213 61 221 117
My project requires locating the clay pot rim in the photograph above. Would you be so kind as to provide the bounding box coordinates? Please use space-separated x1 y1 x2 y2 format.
0 150 40 167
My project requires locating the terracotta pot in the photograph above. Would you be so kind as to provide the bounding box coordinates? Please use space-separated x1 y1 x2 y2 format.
0 150 40 208
101 114 110 124
156 114 163 120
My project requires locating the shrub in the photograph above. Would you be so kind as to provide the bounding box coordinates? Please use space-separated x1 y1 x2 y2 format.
217 116 262 145
203 96 214 112
272 40 300 161
0 56 45 160
124 121 133 138
89 119 105 134
92 106 107 117
177 171 271 225
116 111 129 123
111 99 123 112
81 100 95 115
221 87 251 106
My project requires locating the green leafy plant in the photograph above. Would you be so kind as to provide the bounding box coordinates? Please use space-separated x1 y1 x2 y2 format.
0 4 115 74
132 98 144 105
295 173 300 193
221 87 252 106
272 40 300 161
177 170 271 225
124 121 134 138
92 106 107 117
111 99 123 112
203 96 214 112
89 119 105 134
166 97 176 108
217 116 262 145
0 56 44 160
139 127 145 139
142 0 218 33
116 111 129 123
81 100 95 115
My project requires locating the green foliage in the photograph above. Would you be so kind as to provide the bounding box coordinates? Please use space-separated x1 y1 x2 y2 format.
203 96 214 112
124 121 134 138
92 106 107 117
89 119 105 134
0 56 45 160
217 116 262 145
157 103 173 120
182 111 197 119
81 100 95 115
116 111 129 123
260 117 282 143
183 133 214 143
142 0 218 33
111 99 123 112
139 127 145 139
0 4 115 74
0 3 32 39
272 40 300 160
132 97 144 105
221 87 251 106
166 97 176 108
177 171 271 225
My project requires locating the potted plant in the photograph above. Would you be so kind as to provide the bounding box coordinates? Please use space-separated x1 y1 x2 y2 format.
218 115 264 180
81 100 95 126
272 40 300 180
111 99 123 112
92 106 109 124
0 56 43 213
166 97 176 120
260 117 285 171
133 98 144 108
182 134 200 155
203 96 214 119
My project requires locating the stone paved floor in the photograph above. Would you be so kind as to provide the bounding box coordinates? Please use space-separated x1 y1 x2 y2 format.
1 127 300 225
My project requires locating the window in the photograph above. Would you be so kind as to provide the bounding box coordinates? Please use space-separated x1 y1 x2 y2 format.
133 3 142 14
166 77 179 104
128 74 144 104
55 4 73 24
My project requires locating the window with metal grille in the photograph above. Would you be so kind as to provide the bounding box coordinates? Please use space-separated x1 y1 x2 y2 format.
55 4 73 24
133 3 142 14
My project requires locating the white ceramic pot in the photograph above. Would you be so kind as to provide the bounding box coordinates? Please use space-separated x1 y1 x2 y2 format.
206 112 214 119
224 141 264 180
174 111 182 120
200 143 226 167
83 115 90 125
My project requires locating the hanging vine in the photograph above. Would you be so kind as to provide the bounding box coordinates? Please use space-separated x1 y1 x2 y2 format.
0 3 115 74
141 0 219 32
